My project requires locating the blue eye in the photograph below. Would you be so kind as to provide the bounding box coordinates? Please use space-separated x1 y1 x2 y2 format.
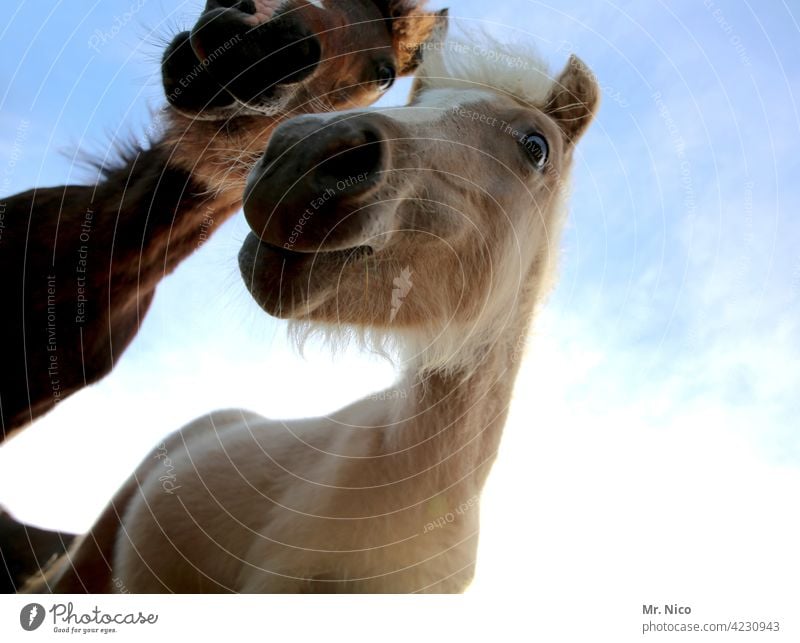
521 133 549 170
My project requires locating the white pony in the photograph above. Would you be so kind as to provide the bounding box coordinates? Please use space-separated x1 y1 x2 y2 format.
30 20 599 594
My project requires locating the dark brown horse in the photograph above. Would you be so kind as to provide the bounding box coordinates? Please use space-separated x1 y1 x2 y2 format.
0 509 75 594
0 0 445 442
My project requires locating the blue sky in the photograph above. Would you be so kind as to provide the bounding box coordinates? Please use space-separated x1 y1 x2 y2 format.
0 0 798 613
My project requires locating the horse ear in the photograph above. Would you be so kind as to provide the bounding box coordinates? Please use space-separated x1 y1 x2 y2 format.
393 7 449 75
544 55 600 145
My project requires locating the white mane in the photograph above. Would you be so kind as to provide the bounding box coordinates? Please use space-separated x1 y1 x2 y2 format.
418 30 557 107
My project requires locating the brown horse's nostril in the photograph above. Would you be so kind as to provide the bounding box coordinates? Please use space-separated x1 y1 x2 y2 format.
161 31 237 112
190 8 322 105
204 0 256 13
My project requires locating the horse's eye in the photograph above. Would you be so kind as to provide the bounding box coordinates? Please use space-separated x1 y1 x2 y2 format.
376 64 396 92
521 133 549 170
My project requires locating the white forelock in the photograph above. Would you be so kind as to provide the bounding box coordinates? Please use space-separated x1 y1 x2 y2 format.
419 31 556 108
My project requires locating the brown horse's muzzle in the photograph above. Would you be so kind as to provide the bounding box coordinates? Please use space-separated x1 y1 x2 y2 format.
162 1 322 113
243 113 390 252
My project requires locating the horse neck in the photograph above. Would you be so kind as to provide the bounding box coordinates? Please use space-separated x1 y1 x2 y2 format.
94 112 276 292
378 291 539 499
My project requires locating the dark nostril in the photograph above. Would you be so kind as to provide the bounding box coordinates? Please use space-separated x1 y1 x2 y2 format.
191 8 322 103
206 0 256 13
315 130 383 186
293 36 321 75
161 31 236 112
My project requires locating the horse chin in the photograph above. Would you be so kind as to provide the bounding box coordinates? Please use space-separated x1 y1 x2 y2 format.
170 88 299 123
236 85 297 116
239 232 375 319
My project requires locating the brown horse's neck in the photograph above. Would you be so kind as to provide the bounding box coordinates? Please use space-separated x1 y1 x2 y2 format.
94 110 277 293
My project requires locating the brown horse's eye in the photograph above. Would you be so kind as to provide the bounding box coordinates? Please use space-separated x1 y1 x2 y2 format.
376 64 396 91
